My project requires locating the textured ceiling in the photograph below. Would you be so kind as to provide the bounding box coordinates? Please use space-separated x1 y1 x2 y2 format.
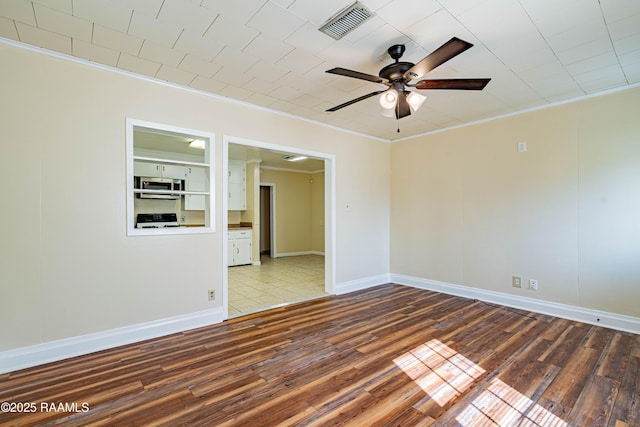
1 0 639 141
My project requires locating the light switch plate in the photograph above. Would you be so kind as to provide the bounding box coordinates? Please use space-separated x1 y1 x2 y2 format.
518 141 527 152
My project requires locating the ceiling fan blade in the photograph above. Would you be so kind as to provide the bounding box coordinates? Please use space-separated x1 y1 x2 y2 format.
326 67 389 84
396 93 411 119
415 78 491 90
326 91 385 112
403 37 473 82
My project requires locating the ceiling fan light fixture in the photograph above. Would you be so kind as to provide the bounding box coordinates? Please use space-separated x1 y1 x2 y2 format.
325 37 489 125
379 89 398 110
379 105 395 117
406 91 426 113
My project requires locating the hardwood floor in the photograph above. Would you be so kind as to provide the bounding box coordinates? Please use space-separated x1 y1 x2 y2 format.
1 284 638 426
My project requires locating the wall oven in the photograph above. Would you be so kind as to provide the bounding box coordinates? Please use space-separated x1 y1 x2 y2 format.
135 177 182 199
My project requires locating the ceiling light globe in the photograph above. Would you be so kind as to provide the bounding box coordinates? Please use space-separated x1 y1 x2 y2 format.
379 89 398 109
406 92 426 113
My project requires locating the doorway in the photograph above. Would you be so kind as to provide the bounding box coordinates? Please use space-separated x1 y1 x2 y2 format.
260 184 273 257
223 136 335 319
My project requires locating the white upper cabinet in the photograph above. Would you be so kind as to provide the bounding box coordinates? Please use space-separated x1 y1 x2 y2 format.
229 162 246 184
134 161 186 179
160 164 187 180
183 166 206 211
228 161 246 211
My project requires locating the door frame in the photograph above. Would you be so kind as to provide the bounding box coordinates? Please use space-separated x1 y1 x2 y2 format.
222 135 336 319
260 183 276 258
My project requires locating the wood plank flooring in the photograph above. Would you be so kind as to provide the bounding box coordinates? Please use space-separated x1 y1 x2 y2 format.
1 284 638 426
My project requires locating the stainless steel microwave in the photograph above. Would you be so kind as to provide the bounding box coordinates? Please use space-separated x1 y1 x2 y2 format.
135 177 182 199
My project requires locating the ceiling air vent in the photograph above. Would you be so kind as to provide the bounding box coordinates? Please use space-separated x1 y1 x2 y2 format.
319 1 374 40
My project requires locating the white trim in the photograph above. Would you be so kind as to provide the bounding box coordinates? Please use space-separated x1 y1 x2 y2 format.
334 274 391 295
221 141 230 320
0 308 225 374
326 157 336 295
273 251 325 258
391 274 640 335
260 182 277 258
391 82 640 143
2 36 640 144
0 37 386 143
270 183 277 258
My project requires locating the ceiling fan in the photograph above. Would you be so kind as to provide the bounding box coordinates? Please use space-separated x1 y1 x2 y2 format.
325 37 491 120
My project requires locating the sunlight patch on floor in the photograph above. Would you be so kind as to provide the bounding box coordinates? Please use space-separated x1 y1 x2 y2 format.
456 378 568 426
394 339 567 426
393 339 485 406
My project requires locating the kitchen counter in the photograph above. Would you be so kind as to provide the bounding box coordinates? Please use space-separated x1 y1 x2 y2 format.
229 222 252 230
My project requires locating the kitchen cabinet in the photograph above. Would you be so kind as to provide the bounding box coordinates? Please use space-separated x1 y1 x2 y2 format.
183 166 206 211
134 161 185 179
228 161 246 211
228 229 252 266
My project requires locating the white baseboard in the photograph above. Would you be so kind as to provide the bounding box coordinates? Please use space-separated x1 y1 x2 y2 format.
0 307 226 374
273 251 325 258
391 273 640 335
6 275 636 375
335 273 390 295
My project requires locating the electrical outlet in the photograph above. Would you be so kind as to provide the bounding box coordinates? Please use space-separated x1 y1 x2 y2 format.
512 276 522 288
529 279 538 291
208 289 215 301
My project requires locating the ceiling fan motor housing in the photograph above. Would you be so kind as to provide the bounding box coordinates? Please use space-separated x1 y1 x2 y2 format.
380 44 414 83
379 62 414 82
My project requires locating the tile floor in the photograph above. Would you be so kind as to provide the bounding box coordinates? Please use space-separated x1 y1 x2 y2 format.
228 254 327 317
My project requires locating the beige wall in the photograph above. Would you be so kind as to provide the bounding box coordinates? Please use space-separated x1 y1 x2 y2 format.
227 211 242 224
4 37 635 358
260 168 321 255
390 87 640 318
311 171 325 253
0 43 390 351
